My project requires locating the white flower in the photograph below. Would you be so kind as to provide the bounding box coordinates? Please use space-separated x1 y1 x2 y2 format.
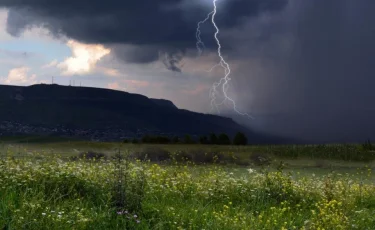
42 213 46 216
247 168 255 174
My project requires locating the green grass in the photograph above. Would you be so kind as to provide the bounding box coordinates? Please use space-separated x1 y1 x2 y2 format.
1 135 375 161
1 154 375 229
0 137 375 229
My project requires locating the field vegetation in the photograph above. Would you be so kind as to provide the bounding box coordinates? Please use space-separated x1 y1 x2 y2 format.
0 136 375 229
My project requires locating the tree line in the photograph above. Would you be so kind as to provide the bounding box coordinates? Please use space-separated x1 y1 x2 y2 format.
123 132 247 145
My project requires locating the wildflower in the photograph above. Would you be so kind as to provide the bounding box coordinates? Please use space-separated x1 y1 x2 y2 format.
247 168 256 174
42 213 46 216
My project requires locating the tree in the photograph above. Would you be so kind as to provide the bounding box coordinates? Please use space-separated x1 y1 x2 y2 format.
209 133 218 145
155 136 170 144
233 132 247 145
141 135 151 143
184 134 194 144
363 139 374 150
218 133 231 145
131 138 139 144
199 135 209 144
172 136 180 144
141 135 170 144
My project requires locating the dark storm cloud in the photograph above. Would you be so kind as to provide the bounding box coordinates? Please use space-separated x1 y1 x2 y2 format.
1 0 289 70
224 0 375 143
162 51 185 72
105 45 161 64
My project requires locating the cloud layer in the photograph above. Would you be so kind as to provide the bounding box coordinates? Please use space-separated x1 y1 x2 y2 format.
1 66 36 85
2 0 288 69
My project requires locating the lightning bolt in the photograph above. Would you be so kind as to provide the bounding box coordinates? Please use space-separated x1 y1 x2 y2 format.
196 0 253 119
196 11 213 56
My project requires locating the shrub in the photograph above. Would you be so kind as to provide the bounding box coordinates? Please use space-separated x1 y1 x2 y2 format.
141 135 170 144
199 136 209 144
183 135 195 144
131 138 139 144
170 150 224 164
130 147 171 162
218 133 231 145
190 150 224 164
362 139 374 151
209 133 218 145
172 151 193 162
171 136 180 144
78 151 107 160
233 132 247 145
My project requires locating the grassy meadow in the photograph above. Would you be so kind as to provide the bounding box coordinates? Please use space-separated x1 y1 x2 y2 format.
1 136 375 229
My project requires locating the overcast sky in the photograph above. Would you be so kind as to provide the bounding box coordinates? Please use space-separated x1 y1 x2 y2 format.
0 0 374 142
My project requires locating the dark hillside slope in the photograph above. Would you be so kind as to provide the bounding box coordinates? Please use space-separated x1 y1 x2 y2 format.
0 84 287 143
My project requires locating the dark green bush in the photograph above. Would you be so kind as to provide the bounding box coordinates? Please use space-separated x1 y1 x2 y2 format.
130 147 171 162
233 132 248 145
78 151 107 160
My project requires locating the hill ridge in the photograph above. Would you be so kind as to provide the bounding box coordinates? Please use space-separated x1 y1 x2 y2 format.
0 84 265 141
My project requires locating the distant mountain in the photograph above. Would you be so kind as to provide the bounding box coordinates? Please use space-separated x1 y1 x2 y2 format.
150 99 178 109
0 84 288 143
